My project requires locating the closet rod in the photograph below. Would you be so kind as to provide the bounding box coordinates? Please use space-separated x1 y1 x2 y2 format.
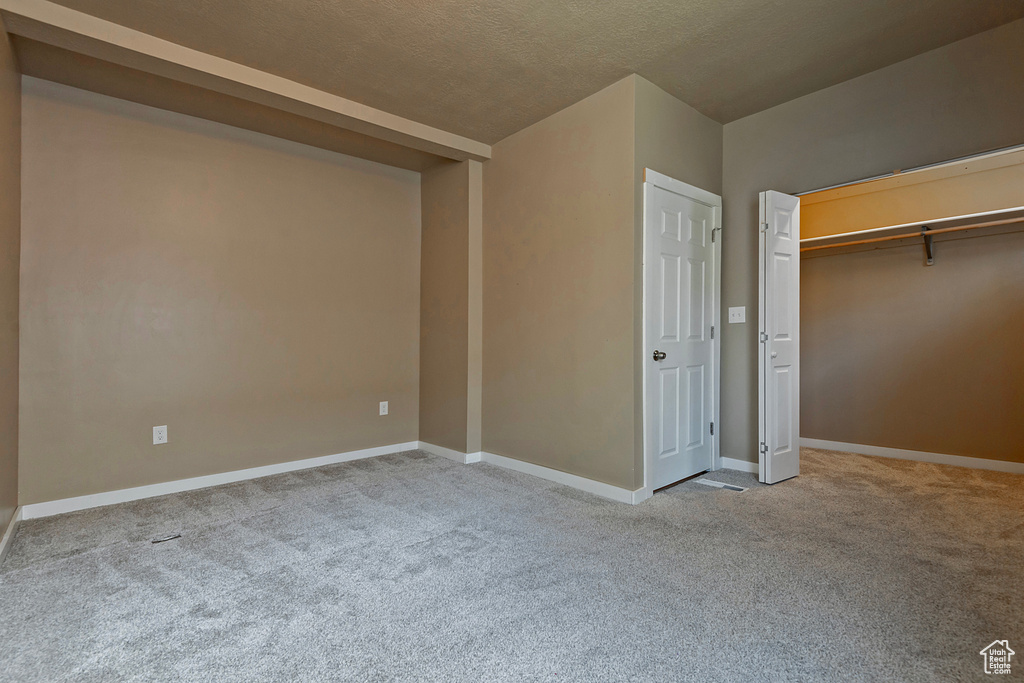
799 216 1024 253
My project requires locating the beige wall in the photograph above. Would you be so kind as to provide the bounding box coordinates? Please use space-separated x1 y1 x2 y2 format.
419 160 484 454
802 228 1024 462
482 75 723 490
721 19 1024 463
19 78 422 504
466 161 483 455
634 76 723 197
13 38 444 173
420 161 469 452
483 76 637 489
0 20 19 532
632 76 724 481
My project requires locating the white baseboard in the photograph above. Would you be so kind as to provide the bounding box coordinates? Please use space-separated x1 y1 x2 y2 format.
720 457 758 473
20 441 420 520
479 451 649 505
417 442 482 465
801 438 1024 474
0 506 23 566
15 438 786 523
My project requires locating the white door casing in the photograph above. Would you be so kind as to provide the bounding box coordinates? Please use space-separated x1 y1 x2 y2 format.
758 190 800 484
643 170 721 491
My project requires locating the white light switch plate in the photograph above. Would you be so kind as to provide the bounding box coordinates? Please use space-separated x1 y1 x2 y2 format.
379 401 389 416
153 425 167 445
728 307 746 324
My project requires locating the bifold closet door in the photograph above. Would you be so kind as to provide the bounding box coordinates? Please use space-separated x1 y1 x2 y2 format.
759 190 800 484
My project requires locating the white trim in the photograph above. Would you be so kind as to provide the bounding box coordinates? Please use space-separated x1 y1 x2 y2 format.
20 441 420 520
720 457 758 474
795 143 1024 196
632 487 653 504
480 452 650 505
642 170 723 488
644 169 723 209
0 506 23 566
711 188 723 475
417 441 483 465
801 438 1024 474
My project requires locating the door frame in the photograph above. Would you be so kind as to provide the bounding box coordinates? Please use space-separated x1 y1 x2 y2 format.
641 169 723 493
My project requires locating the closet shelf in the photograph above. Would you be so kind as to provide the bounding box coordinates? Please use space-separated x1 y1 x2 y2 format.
799 205 1024 263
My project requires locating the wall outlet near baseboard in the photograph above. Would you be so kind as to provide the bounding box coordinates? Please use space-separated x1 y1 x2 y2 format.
379 401 388 416
153 425 168 445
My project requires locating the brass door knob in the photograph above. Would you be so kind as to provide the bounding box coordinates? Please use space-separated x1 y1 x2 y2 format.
653 350 667 361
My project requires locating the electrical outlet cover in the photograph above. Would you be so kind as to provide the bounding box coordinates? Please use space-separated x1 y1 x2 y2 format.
728 306 746 324
153 425 168 445
379 401 389 416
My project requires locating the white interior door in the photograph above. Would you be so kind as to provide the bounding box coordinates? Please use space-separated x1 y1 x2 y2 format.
644 171 721 490
758 190 800 484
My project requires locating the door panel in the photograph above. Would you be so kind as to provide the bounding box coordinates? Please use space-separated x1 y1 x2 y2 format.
687 258 705 340
659 367 680 458
645 177 719 490
685 365 704 450
688 217 705 247
759 190 800 484
773 366 792 454
662 254 680 340
663 209 681 240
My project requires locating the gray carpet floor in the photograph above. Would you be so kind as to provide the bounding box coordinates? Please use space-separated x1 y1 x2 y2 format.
0 448 1021 682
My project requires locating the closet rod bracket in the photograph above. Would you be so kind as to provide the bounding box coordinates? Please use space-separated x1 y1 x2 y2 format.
922 226 934 266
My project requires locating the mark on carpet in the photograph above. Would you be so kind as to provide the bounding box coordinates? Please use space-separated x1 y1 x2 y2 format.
150 533 182 544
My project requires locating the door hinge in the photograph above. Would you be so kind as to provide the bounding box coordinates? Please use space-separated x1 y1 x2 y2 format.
760 222 769 232
759 442 768 454
711 228 718 243
710 422 715 436
759 331 768 343
710 325 715 339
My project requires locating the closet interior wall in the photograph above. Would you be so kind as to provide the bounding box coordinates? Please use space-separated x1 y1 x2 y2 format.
800 154 1024 463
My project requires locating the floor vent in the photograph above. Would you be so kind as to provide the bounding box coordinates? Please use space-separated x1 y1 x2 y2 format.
695 479 746 492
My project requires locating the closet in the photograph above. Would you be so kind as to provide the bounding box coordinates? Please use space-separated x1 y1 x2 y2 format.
797 147 1024 465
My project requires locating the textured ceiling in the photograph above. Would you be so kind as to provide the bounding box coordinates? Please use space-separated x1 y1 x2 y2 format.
44 0 1024 144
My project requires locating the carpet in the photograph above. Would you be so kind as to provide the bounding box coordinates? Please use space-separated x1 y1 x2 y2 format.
0 447 1020 682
